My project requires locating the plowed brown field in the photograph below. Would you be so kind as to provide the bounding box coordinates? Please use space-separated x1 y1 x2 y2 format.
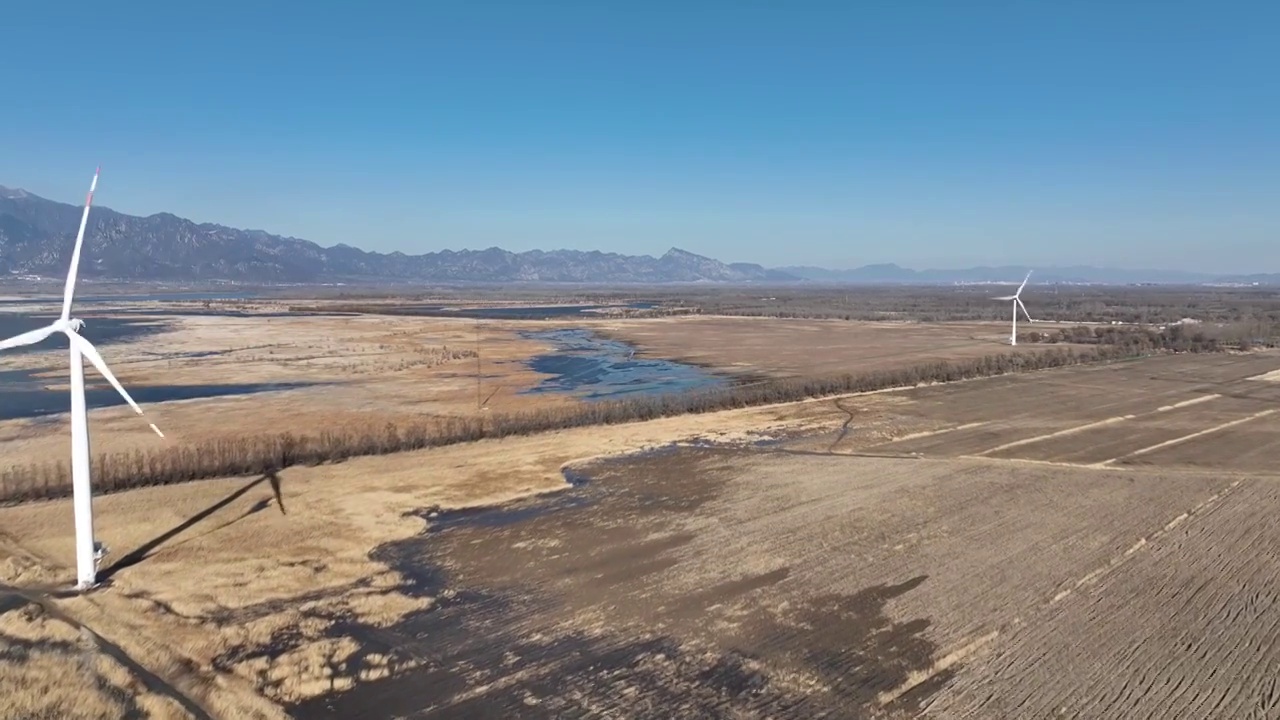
846 351 1280 471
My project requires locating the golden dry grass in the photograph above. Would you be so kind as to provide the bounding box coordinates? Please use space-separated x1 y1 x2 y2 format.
0 391 871 710
594 315 1095 379
0 312 577 466
0 592 194 720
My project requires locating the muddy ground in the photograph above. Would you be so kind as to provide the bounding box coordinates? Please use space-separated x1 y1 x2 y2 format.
291 446 1280 719
4 351 1280 718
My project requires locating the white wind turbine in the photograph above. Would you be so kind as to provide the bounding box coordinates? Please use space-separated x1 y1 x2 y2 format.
993 270 1034 346
0 168 165 591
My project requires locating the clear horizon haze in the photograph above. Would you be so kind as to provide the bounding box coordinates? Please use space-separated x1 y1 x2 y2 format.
3 1 1277 272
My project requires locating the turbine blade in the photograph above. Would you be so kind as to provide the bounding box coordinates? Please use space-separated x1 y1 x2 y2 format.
1014 269 1032 297
992 295 1017 301
1017 297 1033 323
66 330 164 438
60 167 100 322
0 323 59 352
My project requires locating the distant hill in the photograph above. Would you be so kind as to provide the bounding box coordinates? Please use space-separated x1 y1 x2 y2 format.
0 185 794 284
0 183 1267 285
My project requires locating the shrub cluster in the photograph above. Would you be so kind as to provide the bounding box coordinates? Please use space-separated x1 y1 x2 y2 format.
669 286 1280 328
0 344 1152 505
1019 324 1229 352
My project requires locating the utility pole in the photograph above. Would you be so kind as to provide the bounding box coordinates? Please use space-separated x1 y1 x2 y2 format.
475 318 482 410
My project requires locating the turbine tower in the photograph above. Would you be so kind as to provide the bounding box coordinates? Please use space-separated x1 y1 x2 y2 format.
0 168 164 590
993 270 1034 346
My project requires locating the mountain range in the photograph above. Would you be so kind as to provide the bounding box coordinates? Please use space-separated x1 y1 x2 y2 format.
0 183 1272 286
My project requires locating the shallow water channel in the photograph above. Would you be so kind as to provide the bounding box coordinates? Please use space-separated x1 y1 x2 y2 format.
520 328 727 401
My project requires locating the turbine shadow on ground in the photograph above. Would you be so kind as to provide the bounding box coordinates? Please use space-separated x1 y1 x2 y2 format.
98 471 284 583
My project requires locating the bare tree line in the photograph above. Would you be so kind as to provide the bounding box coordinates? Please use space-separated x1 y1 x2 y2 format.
673 286 1280 328
1021 323 1271 352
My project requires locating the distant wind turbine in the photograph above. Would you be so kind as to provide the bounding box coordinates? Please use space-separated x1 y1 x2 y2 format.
0 168 165 590
993 270 1034 346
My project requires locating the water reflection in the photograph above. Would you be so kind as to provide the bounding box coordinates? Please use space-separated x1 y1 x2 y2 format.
0 381 315 421
522 328 725 401
0 314 314 420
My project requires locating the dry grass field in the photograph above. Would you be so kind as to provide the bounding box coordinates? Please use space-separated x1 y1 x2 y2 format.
0 601 190 719
0 310 578 466
596 315 1092 379
3 304 1279 718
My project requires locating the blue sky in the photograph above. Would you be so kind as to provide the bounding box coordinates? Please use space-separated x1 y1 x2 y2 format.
3 1 1277 271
